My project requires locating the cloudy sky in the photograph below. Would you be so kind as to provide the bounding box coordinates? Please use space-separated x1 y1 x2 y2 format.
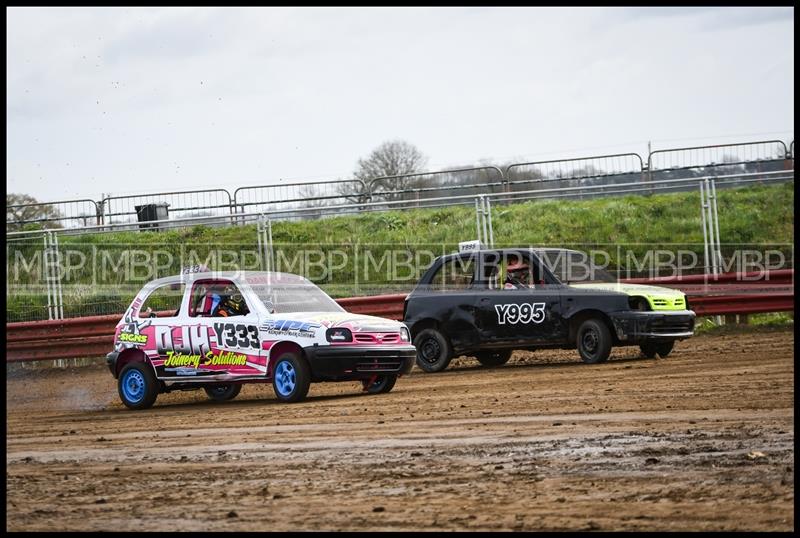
7 6 794 203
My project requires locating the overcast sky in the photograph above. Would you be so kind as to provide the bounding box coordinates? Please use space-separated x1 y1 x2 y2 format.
6 6 794 203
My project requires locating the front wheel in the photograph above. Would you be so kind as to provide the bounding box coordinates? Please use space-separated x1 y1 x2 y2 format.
576 318 612 364
413 328 453 373
272 352 311 403
475 349 513 367
640 341 674 359
204 384 242 402
118 362 159 410
362 375 397 394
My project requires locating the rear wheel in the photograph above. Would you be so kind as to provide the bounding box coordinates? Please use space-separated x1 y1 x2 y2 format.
118 362 159 410
204 384 242 402
641 341 674 359
413 328 452 373
576 318 612 364
362 375 397 394
475 349 513 367
272 352 311 403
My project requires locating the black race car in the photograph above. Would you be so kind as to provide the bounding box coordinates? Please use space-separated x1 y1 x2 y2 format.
403 247 696 372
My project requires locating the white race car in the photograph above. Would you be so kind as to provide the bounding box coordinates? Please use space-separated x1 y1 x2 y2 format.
107 269 416 409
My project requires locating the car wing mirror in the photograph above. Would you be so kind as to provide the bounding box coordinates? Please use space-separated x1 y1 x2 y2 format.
263 300 276 314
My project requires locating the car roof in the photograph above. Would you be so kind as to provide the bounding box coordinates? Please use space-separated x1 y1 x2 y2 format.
442 247 580 260
142 271 311 289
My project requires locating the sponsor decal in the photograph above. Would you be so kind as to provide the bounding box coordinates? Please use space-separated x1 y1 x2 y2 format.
116 318 152 351
261 319 320 338
118 332 149 345
495 303 547 325
163 350 248 369
165 367 201 376
156 325 212 355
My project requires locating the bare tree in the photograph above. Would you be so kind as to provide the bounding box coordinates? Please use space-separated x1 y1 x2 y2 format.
353 140 429 194
6 193 64 231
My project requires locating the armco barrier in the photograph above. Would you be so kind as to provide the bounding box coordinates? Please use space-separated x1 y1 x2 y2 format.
6 271 793 362
337 294 407 320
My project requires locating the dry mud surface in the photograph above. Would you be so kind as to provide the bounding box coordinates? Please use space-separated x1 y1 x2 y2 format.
6 328 794 531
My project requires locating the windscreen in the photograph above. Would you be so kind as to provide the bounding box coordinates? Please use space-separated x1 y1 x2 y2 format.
247 282 345 314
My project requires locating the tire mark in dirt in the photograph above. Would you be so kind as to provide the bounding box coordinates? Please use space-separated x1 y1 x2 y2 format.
6 328 794 531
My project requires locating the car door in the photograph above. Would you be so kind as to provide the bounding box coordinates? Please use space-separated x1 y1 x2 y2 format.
406 254 482 354
155 278 267 379
473 250 568 347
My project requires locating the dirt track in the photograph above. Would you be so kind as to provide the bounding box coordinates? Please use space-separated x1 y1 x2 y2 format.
6 328 794 531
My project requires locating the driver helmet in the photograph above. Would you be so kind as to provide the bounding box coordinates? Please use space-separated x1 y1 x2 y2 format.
223 284 243 303
507 258 530 280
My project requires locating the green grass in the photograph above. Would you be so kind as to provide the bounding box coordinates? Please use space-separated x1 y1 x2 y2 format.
6 182 794 321
694 312 794 336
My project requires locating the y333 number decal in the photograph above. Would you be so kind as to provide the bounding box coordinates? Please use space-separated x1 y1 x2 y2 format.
495 303 546 325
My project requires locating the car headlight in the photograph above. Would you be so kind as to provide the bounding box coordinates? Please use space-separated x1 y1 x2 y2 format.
628 296 650 311
400 327 410 342
326 327 353 343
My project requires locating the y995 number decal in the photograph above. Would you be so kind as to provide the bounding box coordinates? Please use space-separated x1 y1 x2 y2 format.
495 303 546 325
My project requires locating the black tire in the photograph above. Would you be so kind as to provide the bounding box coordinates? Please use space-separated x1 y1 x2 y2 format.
475 349 513 367
413 328 453 373
641 340 674 359
640 342 658 359
204 384 242 402
272 352 311 403
655 341 674 358
362 375 397 394
118 362 159 410
576 318 612 364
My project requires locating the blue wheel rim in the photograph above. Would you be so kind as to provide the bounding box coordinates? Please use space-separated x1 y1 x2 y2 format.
121 369 146 404
274 361 296 397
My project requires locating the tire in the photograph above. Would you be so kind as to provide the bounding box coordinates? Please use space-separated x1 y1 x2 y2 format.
362 375 397 394
204 384 242 402
413 328 453 373
475 349 513 367
576 318 612 364
641 341 674 359
118 362 159 410
271 352 311 403
655 341 674 358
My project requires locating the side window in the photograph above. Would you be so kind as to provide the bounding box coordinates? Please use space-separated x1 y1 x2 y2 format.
139 283 186 318
430 257 476 292
500 251 536 290
190 280 251 318
474 251 503 290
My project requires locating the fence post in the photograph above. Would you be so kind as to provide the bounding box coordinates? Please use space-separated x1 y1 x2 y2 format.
699 181 710 279
475 197 482 244
486 196 494 248
95 200 104 226
256 215 264 271
709 178 723 274
53 232 64 320
44 234 53 321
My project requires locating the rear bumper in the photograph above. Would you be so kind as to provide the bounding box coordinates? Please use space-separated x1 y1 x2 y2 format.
303 345 416 381
610 310 696 342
